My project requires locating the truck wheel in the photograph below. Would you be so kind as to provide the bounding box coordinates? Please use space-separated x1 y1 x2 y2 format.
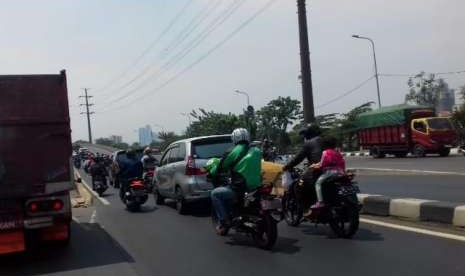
371 147 385 159
439 148 450 157
413 144 426 157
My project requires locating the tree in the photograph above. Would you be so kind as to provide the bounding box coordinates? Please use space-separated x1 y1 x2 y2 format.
452 86 465 142
339 101 374 150
158 131 184 151
186 109 246 138
405 72 448 107
256 96 302 152
113 142 129 150
131 142 141 149
95 138 115 147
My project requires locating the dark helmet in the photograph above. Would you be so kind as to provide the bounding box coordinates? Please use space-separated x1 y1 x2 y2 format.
299 123 321 140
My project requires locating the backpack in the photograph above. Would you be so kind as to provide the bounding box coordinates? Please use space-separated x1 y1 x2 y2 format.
234 146 262 191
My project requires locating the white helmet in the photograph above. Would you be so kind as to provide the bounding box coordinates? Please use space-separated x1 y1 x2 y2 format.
231 128 250 145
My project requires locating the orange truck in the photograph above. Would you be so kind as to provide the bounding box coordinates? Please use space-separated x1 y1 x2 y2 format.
0 71 73 254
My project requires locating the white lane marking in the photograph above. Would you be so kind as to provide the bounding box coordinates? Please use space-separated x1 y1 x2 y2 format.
89 210 97 224
72 216 80 223
75 171 111 206
361 218 465 242
350 167 465 176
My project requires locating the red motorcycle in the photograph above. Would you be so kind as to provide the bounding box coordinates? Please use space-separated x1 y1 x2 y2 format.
123 178 149 212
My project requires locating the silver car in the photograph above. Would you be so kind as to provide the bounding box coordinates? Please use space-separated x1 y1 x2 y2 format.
154 135 232 214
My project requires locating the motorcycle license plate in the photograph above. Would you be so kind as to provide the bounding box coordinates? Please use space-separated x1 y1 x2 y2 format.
132 190 146 197
339 185 359 196
261 198 281 210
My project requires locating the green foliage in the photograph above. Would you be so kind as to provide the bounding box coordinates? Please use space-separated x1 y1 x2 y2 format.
131 142 142 150
256 96 302 152
94 138 128 150
113 142 129 150
405 72 448 107
452 86 465 142
338 101 374 150
158 131 184 151
186 109 246 138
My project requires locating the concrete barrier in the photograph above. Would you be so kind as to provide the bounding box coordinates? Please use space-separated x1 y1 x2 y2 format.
358 193 465 227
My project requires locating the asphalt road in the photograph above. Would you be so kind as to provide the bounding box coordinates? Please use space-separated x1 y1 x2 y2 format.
347 155 465 174
2 171 465 276
356 174 465 203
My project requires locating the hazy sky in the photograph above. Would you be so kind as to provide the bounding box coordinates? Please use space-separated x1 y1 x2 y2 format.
1 0 464 143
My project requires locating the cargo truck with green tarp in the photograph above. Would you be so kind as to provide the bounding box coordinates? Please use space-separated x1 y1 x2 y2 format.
355 104 458 158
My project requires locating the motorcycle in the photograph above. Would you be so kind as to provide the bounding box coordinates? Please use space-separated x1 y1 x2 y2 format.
282 168 361 238
93 175 108 197
211 184 282 250
123 178 149 212
142 167 155 193
73 156 81 169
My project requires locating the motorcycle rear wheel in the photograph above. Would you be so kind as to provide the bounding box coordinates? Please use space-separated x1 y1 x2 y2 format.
329 203 359 239
252 213 278 250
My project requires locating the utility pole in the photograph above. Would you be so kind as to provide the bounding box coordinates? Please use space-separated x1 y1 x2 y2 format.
80 88 94 143
297 0 315 123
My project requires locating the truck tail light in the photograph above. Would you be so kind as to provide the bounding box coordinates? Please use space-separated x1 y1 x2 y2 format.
185 156 206 176
52 200 64 211
28 202 39 213
27 199 64 213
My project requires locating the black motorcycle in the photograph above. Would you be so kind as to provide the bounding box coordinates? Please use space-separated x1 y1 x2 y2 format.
282 168 361 238
123 178 149 212
93 175 108 197
73 156 81 169
211 184 282 250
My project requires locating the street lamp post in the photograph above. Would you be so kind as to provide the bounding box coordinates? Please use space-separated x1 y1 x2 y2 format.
234 90 250 108
352 34 382 108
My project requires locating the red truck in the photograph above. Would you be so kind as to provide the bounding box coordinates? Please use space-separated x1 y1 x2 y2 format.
356 104 458 158
0 71 73 254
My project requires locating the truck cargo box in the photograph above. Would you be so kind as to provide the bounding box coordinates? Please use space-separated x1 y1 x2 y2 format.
0 71 72 199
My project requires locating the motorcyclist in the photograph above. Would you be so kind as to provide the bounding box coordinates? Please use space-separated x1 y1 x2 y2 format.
90 156 108 190
262 139 274 162
141 147 158 171
209 128 262 234
119 150 144 201
282 124 323 215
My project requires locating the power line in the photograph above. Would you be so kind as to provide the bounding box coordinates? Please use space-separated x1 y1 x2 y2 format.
100 0 247 108
99 0 278 114
316 76 375 109
94 0 194 94
96 0 222 103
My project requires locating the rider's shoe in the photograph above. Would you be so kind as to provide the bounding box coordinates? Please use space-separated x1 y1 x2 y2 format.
310 201 325 211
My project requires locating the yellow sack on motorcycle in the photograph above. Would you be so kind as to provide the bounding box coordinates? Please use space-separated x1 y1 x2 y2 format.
261 161 284 195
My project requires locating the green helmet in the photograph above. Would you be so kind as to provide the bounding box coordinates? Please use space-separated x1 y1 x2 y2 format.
205 158 220 175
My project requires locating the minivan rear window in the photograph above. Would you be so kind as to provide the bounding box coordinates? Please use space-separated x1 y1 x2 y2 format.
192 138 233 159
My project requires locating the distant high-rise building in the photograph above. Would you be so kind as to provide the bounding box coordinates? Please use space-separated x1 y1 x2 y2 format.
109 135 122 144
138 125 153 146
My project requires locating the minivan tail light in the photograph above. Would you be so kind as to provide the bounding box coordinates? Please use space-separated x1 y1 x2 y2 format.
185 156 206 176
